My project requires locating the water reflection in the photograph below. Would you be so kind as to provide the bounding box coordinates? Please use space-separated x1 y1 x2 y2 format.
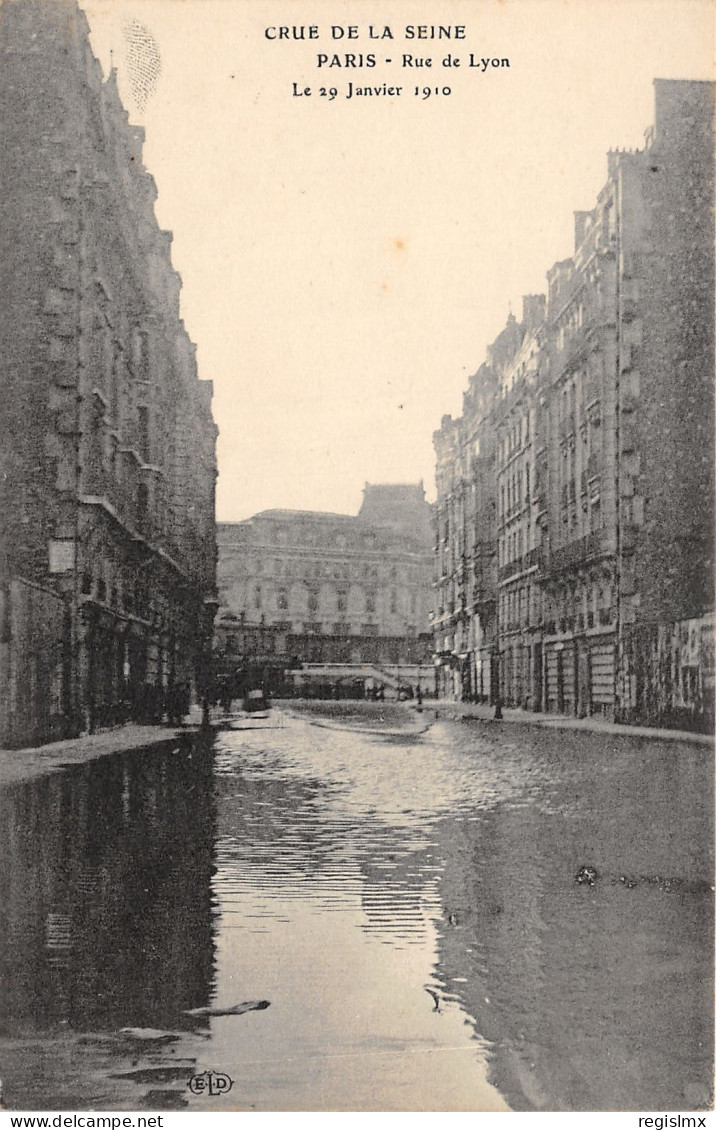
0 709 711 1112
207 713 712 1111
206 721 505 1111
0 735 217 1109
431 724 714 1111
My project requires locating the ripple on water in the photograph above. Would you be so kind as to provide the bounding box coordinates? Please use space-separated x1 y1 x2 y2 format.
1 709 709 1112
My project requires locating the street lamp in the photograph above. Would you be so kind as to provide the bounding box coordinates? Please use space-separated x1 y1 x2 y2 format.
200 593 220 726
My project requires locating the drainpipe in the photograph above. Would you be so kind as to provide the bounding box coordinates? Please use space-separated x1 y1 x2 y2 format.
614 170 623 724
70 162 85 738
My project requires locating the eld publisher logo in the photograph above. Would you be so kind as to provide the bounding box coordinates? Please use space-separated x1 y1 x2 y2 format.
188 1071 234 1097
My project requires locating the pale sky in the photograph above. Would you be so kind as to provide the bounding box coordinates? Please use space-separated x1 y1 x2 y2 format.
83 0 714 521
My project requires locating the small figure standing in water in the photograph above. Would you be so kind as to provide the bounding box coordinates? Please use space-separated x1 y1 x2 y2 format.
221 681 234 714
167 682 184 726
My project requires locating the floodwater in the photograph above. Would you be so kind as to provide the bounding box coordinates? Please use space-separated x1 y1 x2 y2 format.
0 703 712 1112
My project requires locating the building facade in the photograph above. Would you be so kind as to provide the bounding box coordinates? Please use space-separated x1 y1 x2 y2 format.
433 359 500 702
433 80 714 730
0 0 218 745
215 484 434 681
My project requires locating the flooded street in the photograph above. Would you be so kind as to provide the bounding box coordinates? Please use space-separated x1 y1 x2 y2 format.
0 704 712 1112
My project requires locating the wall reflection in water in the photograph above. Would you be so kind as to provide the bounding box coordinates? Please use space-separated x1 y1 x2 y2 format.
0 735 217 1035
431 736 714 1113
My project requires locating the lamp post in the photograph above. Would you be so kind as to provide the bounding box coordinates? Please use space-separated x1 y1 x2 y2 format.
493 592 503 720
199 593 220 727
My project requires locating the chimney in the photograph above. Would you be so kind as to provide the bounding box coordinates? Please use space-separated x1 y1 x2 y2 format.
522 294 546 332
574 210 592 250
607 150 622 179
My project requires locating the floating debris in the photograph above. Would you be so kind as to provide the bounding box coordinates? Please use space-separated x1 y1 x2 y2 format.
575 866 599 886
109 1065 195 1084
616 874 714 895
425 988 442 1013
183 1000 270 1018
618 875 639 889
118 1028 183 1044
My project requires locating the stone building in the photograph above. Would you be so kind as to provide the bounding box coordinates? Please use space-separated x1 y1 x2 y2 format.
433 80 714 730
493 299 548 712
0 0 218 744
433 361 499 701
215 484 434 681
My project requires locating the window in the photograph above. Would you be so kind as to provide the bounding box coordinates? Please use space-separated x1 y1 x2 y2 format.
137 482 148 524
138 406 150 462
133 329 148 375
109 437 118 480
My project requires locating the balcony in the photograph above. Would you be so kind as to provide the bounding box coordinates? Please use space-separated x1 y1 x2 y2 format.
472 589 496 611
498 545 543 584
543 529 609 575
560 479 577 507
586 452 601 479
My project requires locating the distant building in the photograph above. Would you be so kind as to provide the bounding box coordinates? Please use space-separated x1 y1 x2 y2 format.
0 0 218 744
215 484 434 679
433 80 714 730
433 357 499 702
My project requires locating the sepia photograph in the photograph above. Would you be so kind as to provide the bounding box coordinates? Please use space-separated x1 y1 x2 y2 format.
0 0 713 1118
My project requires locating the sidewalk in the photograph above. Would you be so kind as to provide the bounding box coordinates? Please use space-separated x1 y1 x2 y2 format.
424 699 714 747
0 718 206 787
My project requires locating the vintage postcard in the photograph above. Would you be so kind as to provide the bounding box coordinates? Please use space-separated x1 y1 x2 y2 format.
0 0 713 1120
